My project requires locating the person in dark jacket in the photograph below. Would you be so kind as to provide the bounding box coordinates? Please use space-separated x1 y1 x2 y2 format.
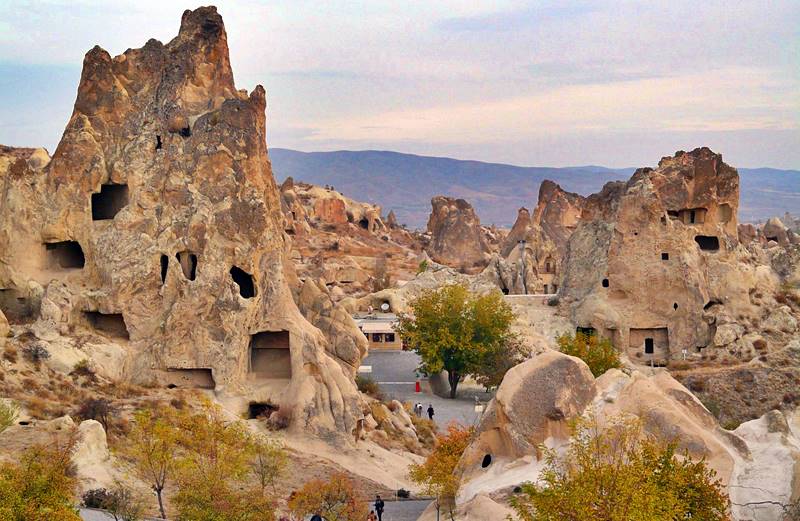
374 495 385 521
427 404 434 420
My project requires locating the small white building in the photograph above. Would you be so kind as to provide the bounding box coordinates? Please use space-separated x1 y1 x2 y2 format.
353 312 403 350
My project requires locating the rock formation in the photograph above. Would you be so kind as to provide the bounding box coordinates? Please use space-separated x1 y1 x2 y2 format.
448 350 800 521
425 196 492 270
0 7 364 435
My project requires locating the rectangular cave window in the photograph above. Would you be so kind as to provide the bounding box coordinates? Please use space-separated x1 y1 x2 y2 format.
661 252 669 260
155 135 162 150
644 338 654 354
250 331 292 379
230 266 256 298
695 235 720 251
45 241 85 269
372 333 383 342
576 326 596 337
165 368 215 389
629 327 669 360
83 311 129 340
176 251 198 280
602 278 609 288
91 184 129 220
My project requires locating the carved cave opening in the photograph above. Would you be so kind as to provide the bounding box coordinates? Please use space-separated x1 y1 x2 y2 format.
629 327 669 360
165 368 215 389
661 252 669 260
481 454 492 468
91 184 129 221
248 402 279 420
176 251 198 281
230 266 256 298
249 331 292 379
695 235 720 252
576 326 596 337
602 278 609 288
45 241 85 269
155 135 162 150
160 255 169 284
358 218 370 230
83 311 129 340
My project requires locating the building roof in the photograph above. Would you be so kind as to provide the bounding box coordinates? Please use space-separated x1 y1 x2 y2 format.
354 313 398 334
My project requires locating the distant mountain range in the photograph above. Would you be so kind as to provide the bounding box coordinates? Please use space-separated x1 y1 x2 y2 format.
269 148 799 229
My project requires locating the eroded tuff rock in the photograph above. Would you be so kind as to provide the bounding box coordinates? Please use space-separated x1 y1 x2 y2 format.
451 350 800 521
485 181 585 295
558 148 799 364
0 7 364 435
425 196 492 270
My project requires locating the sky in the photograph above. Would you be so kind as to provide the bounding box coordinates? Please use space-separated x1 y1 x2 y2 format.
0 0 798 169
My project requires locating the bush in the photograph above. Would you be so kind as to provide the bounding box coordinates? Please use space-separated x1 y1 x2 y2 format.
289 472 367 521
0 401 18 434
556 333 621 377
356 375 383 400
547 297 559 307
70 359 96 381
397 488 410 498
22 343 50 364
82 484 144 520
76 397 115 432
510 416 729 521
81 488 111 508
417 260 429 274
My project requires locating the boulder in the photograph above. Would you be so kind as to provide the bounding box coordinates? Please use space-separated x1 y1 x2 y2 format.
426 196 490 270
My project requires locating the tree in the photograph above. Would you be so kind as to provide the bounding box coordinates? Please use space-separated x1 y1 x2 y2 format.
0 434 80 521
473 336 527 390
409 423 473 521
251 437 288 495
120 406 181 519
396 284 516 398
76 397 115 432
0 400 18 434
556 332 621 378
509 416 729 521
288 472 367 521
171 405 276 521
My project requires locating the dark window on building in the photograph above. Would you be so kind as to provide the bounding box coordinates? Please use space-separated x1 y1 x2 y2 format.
230 266 256 298
160 255 169 284
694 235 720 251
176 251 198 280
385 333 395 343
45 241 85 269
689 210 696 224
661 252 669 260
372 333 383 342
92 184 129 221
602 278 609 288
644 338 654 354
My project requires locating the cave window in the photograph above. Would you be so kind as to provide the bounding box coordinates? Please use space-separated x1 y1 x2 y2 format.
230 266 256 298
45 241 85 269
250 331 292 378
155 135 162 150
358 218 369 230
576 326 596 337
290 211 296 220
160 255 169 284
92 184 129 221
248 402 278 420
501 287 509 295
703 299 722 310
553 284 558 293
481 454 492 468
694 235 720 251
176 251 198 280
543 284 549 294
766 236 778 243
84 311 129 340
602 278 609 288
661 252 669 260
690 210 696 224
673 303 678 310
179 126 191 137
667 210 679 220
644 338 654 354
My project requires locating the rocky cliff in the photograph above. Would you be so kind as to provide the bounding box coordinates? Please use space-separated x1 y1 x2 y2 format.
425 196 493 270
0 7 363 436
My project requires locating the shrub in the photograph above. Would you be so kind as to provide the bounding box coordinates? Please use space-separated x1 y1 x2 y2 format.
417 260 429 274
70 359 96 381
22 343 50 365
397 488 410 498
547 297 559 307
356 375 383 400
82 483 144 520
267 409 291 431
510 416 729 521
0 401 18 434
81 487 112 508
556 333 621 377
76 397 115 432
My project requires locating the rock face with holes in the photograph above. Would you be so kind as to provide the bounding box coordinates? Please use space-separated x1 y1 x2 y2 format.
425 196 492 271
0 7 364 436
450 350 800 521
557 148 798 363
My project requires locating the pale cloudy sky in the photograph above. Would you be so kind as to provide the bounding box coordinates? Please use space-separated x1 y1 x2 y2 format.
1 0 798 168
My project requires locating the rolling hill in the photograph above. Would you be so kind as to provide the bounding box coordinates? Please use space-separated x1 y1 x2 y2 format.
269 149 799 229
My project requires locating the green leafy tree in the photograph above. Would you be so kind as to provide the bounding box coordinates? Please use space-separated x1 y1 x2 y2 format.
556 333 621 377
510 416 729 521
0 400 18 434
0 434 80 521
396 284 517 398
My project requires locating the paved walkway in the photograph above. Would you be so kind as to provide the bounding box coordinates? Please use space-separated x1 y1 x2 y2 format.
363 350 494 429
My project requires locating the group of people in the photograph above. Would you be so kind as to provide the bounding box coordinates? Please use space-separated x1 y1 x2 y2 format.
413 402 434 420
306 495 386 521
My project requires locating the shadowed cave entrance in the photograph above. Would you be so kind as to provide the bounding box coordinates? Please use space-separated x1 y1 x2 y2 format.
83 311 129 340
247 402 279 419
249 331 292 379
695 235 720 252
230 266 256 298
165 368 215 389
45 241 85 269
91 184 129 220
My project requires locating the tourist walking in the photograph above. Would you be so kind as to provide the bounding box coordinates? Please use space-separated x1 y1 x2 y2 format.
374 495 385 521
427 404 434 420
368 510 378 521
